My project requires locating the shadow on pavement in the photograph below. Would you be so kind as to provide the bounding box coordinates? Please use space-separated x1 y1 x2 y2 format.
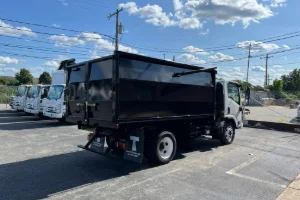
0 138 220 200
0 151 148 200
0 120 75 131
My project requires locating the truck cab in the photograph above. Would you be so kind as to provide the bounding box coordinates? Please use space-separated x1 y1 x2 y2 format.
24 85 50 116
216 80 243 129
43 83 66 122
12 85 31 111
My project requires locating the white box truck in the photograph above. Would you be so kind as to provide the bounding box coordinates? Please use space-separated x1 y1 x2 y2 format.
43 70 66 121
43 59 75 122
24 84 50 116
12 85 31 111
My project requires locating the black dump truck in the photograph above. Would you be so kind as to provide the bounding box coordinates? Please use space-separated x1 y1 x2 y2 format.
65 51 246 164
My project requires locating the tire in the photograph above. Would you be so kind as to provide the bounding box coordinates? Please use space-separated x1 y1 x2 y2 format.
220 122 235 145
148 131 177 165
57 117 66 122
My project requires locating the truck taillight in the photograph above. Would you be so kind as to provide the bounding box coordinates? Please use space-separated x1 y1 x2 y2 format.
117 142 126 150
87 133 94 141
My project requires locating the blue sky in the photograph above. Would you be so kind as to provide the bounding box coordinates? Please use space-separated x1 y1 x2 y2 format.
0 0 299 85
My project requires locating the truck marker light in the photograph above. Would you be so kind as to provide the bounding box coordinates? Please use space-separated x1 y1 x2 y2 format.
116 124 119 129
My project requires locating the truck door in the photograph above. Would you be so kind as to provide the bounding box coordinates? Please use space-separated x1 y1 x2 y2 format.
67 64 87 124
226 82 243 128
86 59 113 124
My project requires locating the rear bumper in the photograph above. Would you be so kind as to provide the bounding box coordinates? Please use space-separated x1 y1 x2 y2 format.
43 111 63 119
24 108 39 114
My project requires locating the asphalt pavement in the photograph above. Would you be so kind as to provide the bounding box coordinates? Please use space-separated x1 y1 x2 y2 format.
0 106 300 200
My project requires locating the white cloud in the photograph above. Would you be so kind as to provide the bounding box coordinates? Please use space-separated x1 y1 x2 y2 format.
52 24 61 28
178 53 206 64
178 18 202 29
277 68 286 72
49 34 85 47
282 44 290 49
236 40 280 52
210 52 233 61
183 46 209 55
270 0 287 7
58 0 68 6
272 65 282 68
0 20 36 37
79 32 138 54
119 2 176 27
174 0 183 11
200 29 210 35
30 66 44 71
90 51 101 59
3 68 19 73
185 0 274 28
234 67 241 72
44 60 60 68
0 56 18 65
250 66 265 72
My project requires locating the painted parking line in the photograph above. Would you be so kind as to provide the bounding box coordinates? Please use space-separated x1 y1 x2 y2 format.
226 152 287 188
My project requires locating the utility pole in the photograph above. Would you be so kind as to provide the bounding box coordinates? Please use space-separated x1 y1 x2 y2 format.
163 54 165 60
260 54 273 87
267 74 272 86
246 43 252 83
173 56 175 61
108 8 123 51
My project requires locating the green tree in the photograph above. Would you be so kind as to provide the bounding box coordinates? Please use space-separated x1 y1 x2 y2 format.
38 72 52 84
236 80 252 90
15 68 33 84
0 77 7 85
281 69 300 91
273 79 283 99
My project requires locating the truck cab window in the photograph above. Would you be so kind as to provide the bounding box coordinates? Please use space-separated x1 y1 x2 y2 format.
228 83 240 105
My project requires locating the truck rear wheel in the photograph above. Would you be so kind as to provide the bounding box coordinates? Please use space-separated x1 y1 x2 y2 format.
220 122 235 145
57 117 65 122
148 131 177 165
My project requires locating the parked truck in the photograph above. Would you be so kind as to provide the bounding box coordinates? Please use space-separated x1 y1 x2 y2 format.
65 51 247 164
43 59 75 121
12 85 31 111
24 84 50 116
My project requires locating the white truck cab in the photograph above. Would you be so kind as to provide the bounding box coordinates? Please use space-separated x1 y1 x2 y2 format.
216 80 243 129
24 85 50 116
43 70 66 122
12 85 31 111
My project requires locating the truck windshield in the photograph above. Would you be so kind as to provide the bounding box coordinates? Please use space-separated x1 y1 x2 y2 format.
27 86 41 98
16 86 26 97
47 85 64 100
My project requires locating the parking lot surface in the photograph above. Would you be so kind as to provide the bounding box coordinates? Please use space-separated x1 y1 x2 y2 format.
0 107 300 200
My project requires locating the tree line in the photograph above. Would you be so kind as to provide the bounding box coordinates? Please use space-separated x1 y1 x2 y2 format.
0 68 52 86
238 68 300 99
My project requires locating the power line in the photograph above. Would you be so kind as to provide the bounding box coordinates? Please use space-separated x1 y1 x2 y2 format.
0 20 114 40
2 17 300 54
0 43 108 56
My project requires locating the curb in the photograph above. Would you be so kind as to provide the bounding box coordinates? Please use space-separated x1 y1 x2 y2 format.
243 120 300 134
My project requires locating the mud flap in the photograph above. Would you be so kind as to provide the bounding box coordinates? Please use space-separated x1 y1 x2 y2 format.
90 136 108 153
124 128 144 163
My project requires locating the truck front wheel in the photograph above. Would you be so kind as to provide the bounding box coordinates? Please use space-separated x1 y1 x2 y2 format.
148 131 177 165
220 122 235 145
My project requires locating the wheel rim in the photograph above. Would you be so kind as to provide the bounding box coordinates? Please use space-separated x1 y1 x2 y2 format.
225 126 234 141
158 137 174 159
